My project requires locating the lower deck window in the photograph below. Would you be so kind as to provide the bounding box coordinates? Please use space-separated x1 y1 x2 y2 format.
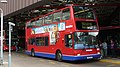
28 36 49 46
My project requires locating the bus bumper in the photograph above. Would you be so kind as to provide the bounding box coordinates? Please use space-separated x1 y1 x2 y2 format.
25 50 101 61
62 54 101 61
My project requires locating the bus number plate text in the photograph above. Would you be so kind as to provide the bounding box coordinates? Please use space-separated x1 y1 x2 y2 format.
87 57 93 59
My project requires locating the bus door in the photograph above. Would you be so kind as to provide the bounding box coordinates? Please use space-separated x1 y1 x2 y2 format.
63 34 74 55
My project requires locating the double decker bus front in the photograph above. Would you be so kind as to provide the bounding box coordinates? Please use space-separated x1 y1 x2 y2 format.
67 6 101 61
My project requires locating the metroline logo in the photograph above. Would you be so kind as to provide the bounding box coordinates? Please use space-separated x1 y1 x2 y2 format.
66 25 73 28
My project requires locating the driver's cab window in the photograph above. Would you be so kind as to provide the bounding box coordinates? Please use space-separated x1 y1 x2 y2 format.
65 34 72 48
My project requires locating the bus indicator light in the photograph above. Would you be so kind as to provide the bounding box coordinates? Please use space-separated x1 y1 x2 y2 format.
97 48 100 50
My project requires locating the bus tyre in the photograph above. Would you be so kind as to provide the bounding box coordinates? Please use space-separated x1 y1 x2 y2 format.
56 51 62 62
31 49 35 57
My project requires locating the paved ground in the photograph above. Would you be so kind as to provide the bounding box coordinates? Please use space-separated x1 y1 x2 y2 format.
0 51 120 67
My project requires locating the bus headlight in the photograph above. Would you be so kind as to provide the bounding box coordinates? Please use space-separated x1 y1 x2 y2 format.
97 52 100 54
77 54 81 56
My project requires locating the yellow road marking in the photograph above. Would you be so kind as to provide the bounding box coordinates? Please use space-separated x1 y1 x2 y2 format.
62 64 70 67
107 64 115 67
100 59 120 65
49 61 56 64
39 59 45 62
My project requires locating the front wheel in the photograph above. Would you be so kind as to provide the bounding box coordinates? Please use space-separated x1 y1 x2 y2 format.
31 49 35 57
56 51 62 62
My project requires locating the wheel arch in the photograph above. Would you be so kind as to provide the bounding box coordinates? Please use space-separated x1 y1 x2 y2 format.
55 49 62 55
31 48 34 52
31 48 35 56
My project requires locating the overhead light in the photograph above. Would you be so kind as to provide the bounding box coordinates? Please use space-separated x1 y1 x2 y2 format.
58 0 63 1
88 0 95 2
1 0 7 3
43 5 50 7
42 10 46 12
84 0 96 5
84 0 95 3
32 10 40 13
64 0 72 3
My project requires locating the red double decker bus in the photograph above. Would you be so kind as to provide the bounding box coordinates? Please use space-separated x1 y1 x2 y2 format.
0 30 16 51
25 5 101 61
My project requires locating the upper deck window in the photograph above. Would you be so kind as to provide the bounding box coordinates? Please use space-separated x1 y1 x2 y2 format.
45 14 53 24
26 21 32 28
31 21 36 26
73 6 95 19
76 21 97 30
62 8 70 20
35 18 43 26
35 19 40 26
53 11 61 22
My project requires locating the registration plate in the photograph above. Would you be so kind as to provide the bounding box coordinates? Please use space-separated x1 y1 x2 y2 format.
87 57 93 59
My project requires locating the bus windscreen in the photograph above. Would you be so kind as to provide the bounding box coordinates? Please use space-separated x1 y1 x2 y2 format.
74 32 98 49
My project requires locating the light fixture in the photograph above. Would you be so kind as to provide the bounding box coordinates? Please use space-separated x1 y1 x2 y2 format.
88 0 95 2
84 0 95 2
1 0 7 3
32 10 40 13
84 0 96 5
43 4 50 7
